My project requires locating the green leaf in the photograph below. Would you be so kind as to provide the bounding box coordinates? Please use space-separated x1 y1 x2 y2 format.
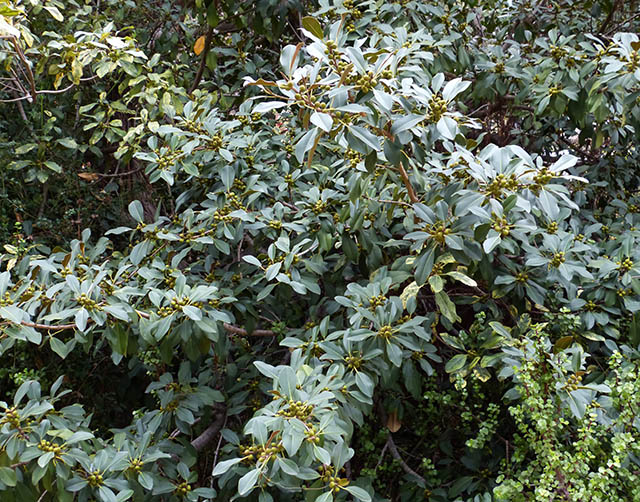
266 262 282 281
253 101 288 114
44 161 62 173
0 305 23 323
435 291 461 323
138 472 153 490
315 492 333 502
428 275 444 293
206 1 219 27
302 16 323 39
38 451 54 468
44 5 63 21
313 445 331 464
310 112 333 132
445 354 468 373
391 115 425 135
355 371 374 397
237 468 260 496
50 337 73 359
0 467 17 487
295 127 319 163
182 305 202 321
400 281 423 308
128 200 144 223
67 431 94 445
489 322 511 338
446 271 477 287
58 138 79 149
349 126 381 151
344 486 371 502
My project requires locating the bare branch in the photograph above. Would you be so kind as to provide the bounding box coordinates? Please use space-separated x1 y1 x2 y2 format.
191 409 226 452
386 434 426 485
189 27 214 94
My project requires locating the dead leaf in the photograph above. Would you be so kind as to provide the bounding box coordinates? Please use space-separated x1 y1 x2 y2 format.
387 410 401 432
78 172 99 182
194 35 206 56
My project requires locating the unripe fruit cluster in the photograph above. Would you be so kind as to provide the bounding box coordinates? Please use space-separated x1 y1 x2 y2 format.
486 173 520 198
492 215 512 237
427 94 447 122
77 293 101 311
425 221 451 246
208 133 224 151
128 457 144 473
378 324 393 340
352 71 378 93
345 353 363 370
311 200 327 215
550 251 566 268
276 399 314 420
38 439 65 457
368 294 386 310
0 291 12 307
87 470 104 487
156 150 181 169
305 424 322 444
174 481 192 496
617 257 634 274
563 373 582 392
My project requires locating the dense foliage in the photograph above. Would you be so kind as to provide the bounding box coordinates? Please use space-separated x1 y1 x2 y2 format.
1 0 640 500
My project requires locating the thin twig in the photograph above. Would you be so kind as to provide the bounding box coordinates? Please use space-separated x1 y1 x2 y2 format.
374 440 389 470
97 164 145 178
0 76 98 102
189 27 214 94
396 164 418 203
8 309 276 336
223 322 275 337
605 11 640 34
386 434 426 485
362 195 411 207
210 414 228 488
18 320 77 331
10 37 36 101
37 183 49 220
599 0 622 33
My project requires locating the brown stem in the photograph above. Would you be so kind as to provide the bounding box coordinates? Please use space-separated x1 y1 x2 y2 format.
385 434 426 485
37 183 49 220
599 0 622 33
606 11 640 34
18 320 76 331
11 314 276 337
191 409 226 452
10 37 36 102
397 164 418 204
223 322 275 337
189 27 214 94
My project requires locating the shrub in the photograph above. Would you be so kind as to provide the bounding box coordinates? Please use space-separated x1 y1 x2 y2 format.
1 0 640 501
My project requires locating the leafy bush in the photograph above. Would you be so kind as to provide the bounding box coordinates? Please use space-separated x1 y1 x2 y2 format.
1 0 640 501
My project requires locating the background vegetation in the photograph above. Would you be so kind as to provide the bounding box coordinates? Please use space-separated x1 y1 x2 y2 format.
1 0 640 500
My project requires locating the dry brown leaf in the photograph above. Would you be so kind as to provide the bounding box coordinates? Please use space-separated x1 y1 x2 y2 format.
78 172 99 182
194 35 206 56
387 410 401 432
